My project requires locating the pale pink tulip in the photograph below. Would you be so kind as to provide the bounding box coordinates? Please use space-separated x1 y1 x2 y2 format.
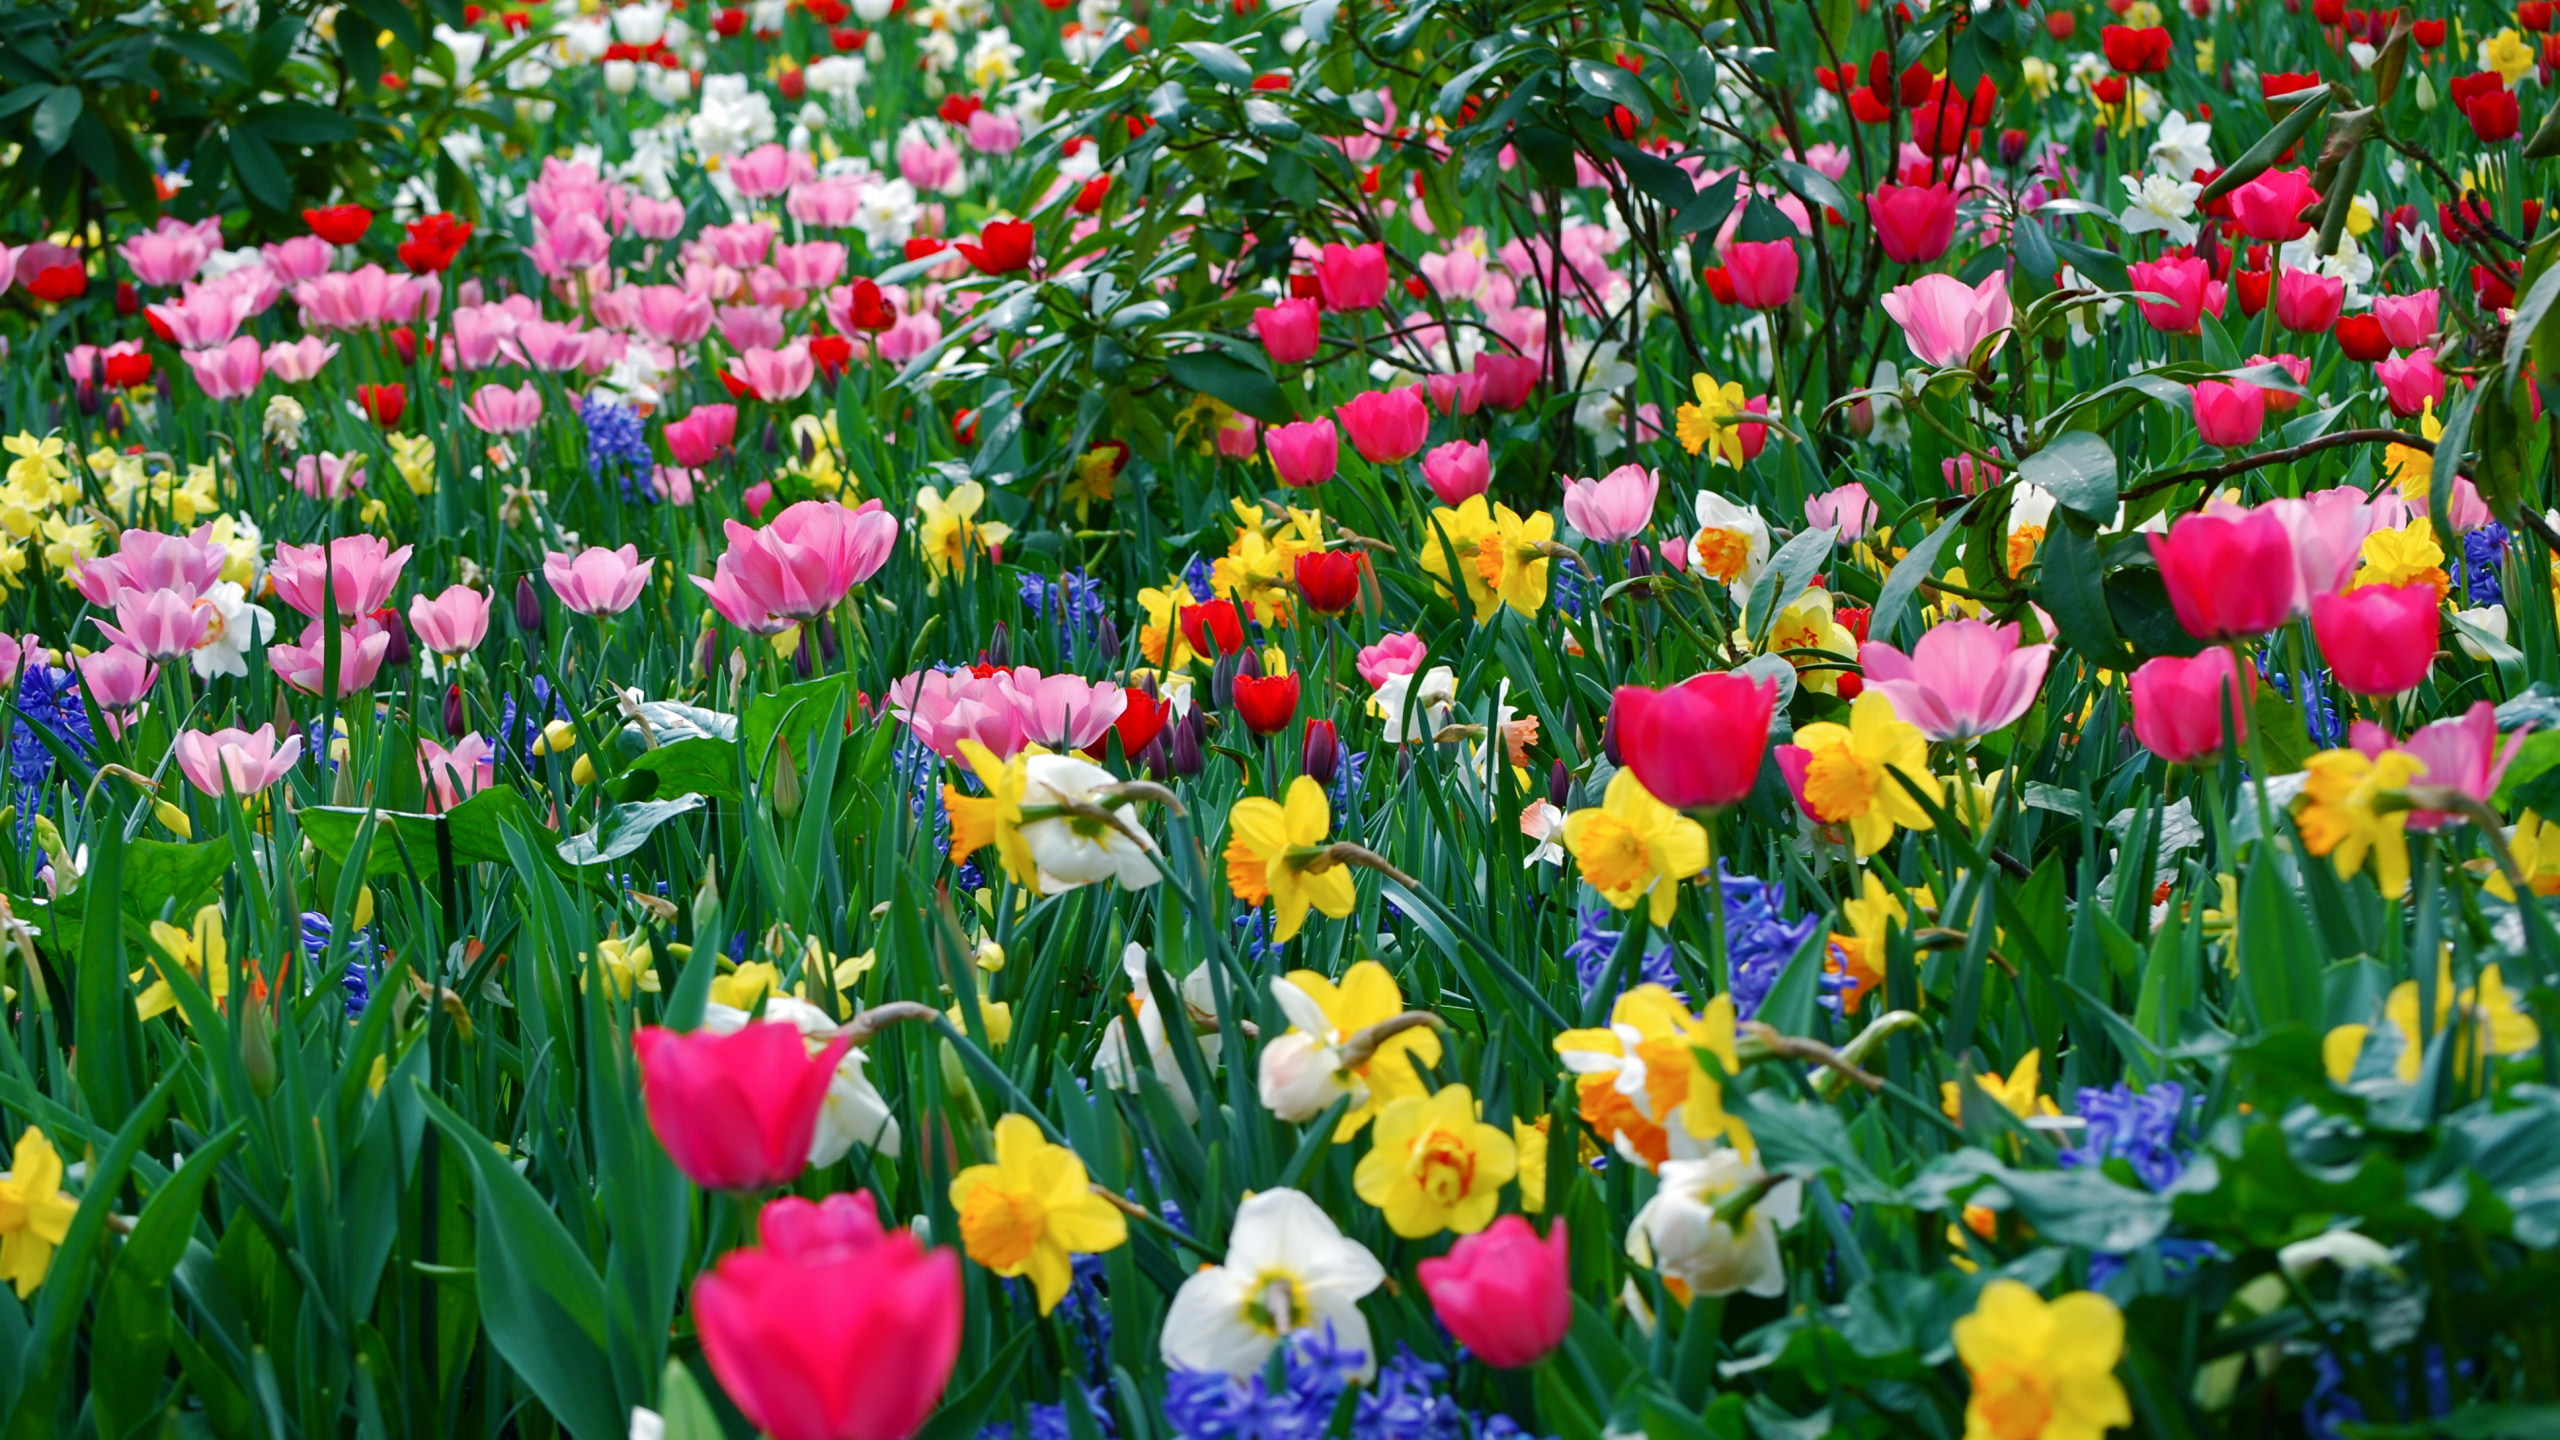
1858 619 2054 741
268 535 413 620
1879 271 2012 368
94 588 215 661
418 734 498 810
181 337 265 400
408 584 493 658
176 724 304 799
544 544 653 616
462 382 544 435
269 616 393 698
1560 464 1658 543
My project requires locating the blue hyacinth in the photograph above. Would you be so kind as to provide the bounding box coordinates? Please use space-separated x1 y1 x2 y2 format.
2457 522 2509 608
1720 867 1829 1021
1564 897 1680 998
2060 1081 2190 1191
584 399 657 502
10 664 93 834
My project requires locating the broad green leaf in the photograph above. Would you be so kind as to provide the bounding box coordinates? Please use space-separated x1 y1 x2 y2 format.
2018 430 2118 520
1162 348 1292 424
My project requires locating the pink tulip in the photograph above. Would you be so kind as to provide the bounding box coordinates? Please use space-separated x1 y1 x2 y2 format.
1252 297 1321 365
2265 488 2378 602
966 110 1023 154
2229 168 2321 243
633 284 716 345
291 452 368 501
1804 482 1878 540
665 404 740 467
897 139 963 193
1612 672 1778 810
1420 439 1491 505
1314 241 1389 311
176 724 304 800
526 213 612 278
883 666 1124 761
2148 509 2298 639
728 143 809 200
1474 351 1540 410
2312 581 2440 697
269 535 413 620
447 303 518 371
1880 272 2012 369
1724 240 1800 310
1423 371 1484 417
876 310 943 363
293 265 433 331
629 195 688 240
418 734 498 811
544 544 653 616
1859 619 2053 742
1357 632 1428 688
119 227 212 288
1215 412 1260 460
2129 255 2211 333
1943 452 2004 495
1336 388 1429 465
2374 348 2444 418
78 645 157 734
261 235 334 283
1266 418 1342 487
1418 1214 1570 1368
2251 352 2313 410
718 303 788 352
2129 650 2253 763
515 319 593 373
1561 464 1658 543
2273 267 2344 334
1869 182 1958 264
695 500 900 629
2374 702 2522 830
702 221 778 270
75 527 227 606
1010 671 1130 752
634 1023 850 1190
733 341 817 402
462 382 544 436
408 585 492 658
2372 289 2439 351
2191 380 2268 447
95 587 215 661
773 240 848 292
693 1191 962 1440
182 336 265 400
269 617 393 698
262 336 340 383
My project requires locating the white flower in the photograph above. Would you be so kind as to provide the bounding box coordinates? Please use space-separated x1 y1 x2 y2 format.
748 0 788 32
852 0 893 18
2148 110 2216 179
559 17 611 61
1255 976 1358 1122
1569 340 1643 454
2118 171 2202 246
1372 665 1457 745
1519 800 1565 868
807 54 867 100
852 176 923 251
2008 482 2057 536
1098 944 1223 1121
1626 1149 1803 1299
967 26 1024 90
702 997 900 1162
432 23 487 82
2453 604 2510 660
192 581 274 680
612 2 669 45
1017 753 1162 892
2277 1228 2401 1280
1161 1188 1385 1379
1687 491 1772 604
2057 265 2123 347
2280 232 2376 296
645 65 692 105
688 73 777 162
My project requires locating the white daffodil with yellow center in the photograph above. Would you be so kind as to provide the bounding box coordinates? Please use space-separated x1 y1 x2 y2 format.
1160 1188 1385 1380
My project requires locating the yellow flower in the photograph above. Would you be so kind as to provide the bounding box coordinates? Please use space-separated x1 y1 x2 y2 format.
1064 445 1120 522
205 514 260 585
588 934 663 997
1762 588 1858 695
2386 399 2443 501
2336 952 2543 1083
2352 520 2448 601
915 482 1012 593
1276 959 1441 1139
949 1114 1127 1313
1953 1281 2131 1440
709 960 780 1009
389 433 438 496
2487 811 2560 899
1353 1083 1518 1238
1941 1049 2063 1122
1553 986 1752 1168
1675 373 1750 466
1418 496 1501 621
1469 504 1554 620
1513 1116 1549 1211
1136 575 1203 670
1223 777 1357 943
946 739 1040 893
2020 56 2058 100
2 433 70 493
134 904 228 1023
2484 27 2536 85
2296 746 2428 899
1826 871 1911 1011
1212 526 1310 629
1786 691 1941 856
0 1127 79 1298
38 514 99 577
1562 769 1708 924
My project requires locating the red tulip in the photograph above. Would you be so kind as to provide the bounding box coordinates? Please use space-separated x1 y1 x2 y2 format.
695 1192 964 1440
2148 509 2300 639
1179 598 1245 658
2130 650 2254 764
2334 313 2392 362
2312 582 2441 696
1869 182 1958 265
1111 688 1172 756
1232 672 1301 737
2100 23 2173 71
1611 672 1778 811
302 204 376 245
1295 550 1365 614
956 220 1035 275
1417 1215 1570 1369
24 263 87 303
2465 86 2522 143
357 383 408 428
634 1024 850 1191
845 278 898 332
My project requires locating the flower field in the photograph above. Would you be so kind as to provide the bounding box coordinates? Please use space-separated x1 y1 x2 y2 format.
7 0 2560 1432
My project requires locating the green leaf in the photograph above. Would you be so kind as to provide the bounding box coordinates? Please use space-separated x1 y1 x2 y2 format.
2199 89 2330 203
558 796 707 867
1568 59 1654 125
616 735 743 802
242 98 355 147
1162 348 1292 424
657 1360 725 1440
1175 40 1252 87
227 126 290 211
1744 525 1836 647
416 1089 623 1440
2018 430 2118 520
299 786 564 880
2040 515 2136 668
1604 138 1696 211
1767 158 1852 224
29 85 78 154
911 1327 1038 1440
2237 852 2325 1033
1872 498 1973 646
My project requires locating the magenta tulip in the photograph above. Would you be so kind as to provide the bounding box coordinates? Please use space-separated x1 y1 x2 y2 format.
1612 672 1778 810
1335 387 1430 464
2190 380 2268 448
1723 240 1800 310
2372 289 2440 351
2148 510 2298 639
1313 241 1389 311
1266 419 1342 487
634 1023 850 1191
2228 168 2321 243
2273 267 2344 334
2311 582 2440 696
1420 439 1492 505
2129 650 2254 763
2129 255 2211 333
1252 297 1321 364
1869 182 1958 264
2374 348 2445 418
1417 1215 1570 1369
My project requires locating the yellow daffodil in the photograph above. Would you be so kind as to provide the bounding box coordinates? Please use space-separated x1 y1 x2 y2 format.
134 904 228 1023
2352 520 2448 601
1271 960 1441 1139
1353 1083 1518 1238
2488 811 2560 900
389 433 438 496
1953 1281 2131 1440
587 934 663 997
0 1127 78 1298
1785 691 1941 856
949 1114 1127 1313
1223 777 1357 942
1136 575 1204 670
1562 769 1708 924
2 434 69 493
1676 373 1750 466
1418 496 1502 621
1513 1115 1549 1212
2296 746 2428 899
2329 952 2540 1084
946 739 1039 893
1553 986 1752 1168
1469 504 1554 620
38 514 99 578
709 960 780 1009
915 481 1012 593
1826 871 1912 1012
1762 588 1858 695
2386 399 2442 500
1213 526 1313 629
1942 1048 2063 1122
2484 28 2536 85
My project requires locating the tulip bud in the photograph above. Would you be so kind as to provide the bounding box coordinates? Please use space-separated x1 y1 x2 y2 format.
377 608 413 667
1167 707 1205 776
1256 1032 1353 1122
1094 614 1120 659
793 639 814 677
1844 394 1876 437
985 622 1010 669
1301 719 1340 784
1626 541 1653 579
1601 709 1623 767
514 575 544 634
697 623 721 679
240 994 279 1098
1548 758 1573 810
1209 648 1246 711
443 682 467 737
771 737 803 818
761 419 782 454
817 617 841 663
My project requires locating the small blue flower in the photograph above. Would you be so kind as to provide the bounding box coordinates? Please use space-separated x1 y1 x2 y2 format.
1564 897 1680 998
583 399 657 502
2060 1081 2190 1191
1719 866 1829 1021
